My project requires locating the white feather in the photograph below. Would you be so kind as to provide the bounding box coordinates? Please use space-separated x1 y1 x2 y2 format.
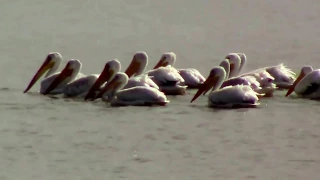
178 68 205 87
208 85 260 107
63 74 98 97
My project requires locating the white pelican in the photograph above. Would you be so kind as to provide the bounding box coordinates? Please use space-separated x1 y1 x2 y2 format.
227 53 296 89
218 59 263 96
147 65 187 95
224 53 277 97
42 59 83 95
44 59 121 98
94 72 169 106
190 66 260 108
23 52 84 94
85 52 160 100
285 66 320 99
202 59 263 98
123 51 159 90
153 52 205 88
84 59 121 100
121 52 186 95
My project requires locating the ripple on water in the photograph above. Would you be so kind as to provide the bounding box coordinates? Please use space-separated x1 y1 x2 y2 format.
0 87 10 91
144 134 157 140
172 134 188 140
113 166 127 174
132 156 152 163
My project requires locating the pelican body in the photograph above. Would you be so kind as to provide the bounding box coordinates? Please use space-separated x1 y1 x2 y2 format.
191 66 260 108
285 66 320 99
95 72 169 106
153 52 205 88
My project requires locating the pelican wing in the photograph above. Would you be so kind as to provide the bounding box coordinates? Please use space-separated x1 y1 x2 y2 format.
241 63 295 89
63 75 98 97
123 78 149 89
107 86 169 106
140 75 160 89
147 65 184 86
122 75 159 90
116 86 167 102
302 83 320 95
208 85 259 105
242 71 275 88
296 70 320 96
265 64 296 86
221 77 251 88
178 68 205 87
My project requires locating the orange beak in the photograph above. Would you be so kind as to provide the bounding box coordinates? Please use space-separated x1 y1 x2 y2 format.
84 64 115 101
43 63 73 95
190 75 218 103
124 57 141 78
153 56 168 69
94 77 122 100
23 55 54 93
285 71 305 97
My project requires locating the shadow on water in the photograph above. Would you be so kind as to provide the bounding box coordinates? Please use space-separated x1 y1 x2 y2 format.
284 94 320 105
188 104 256 113
0 87 10 91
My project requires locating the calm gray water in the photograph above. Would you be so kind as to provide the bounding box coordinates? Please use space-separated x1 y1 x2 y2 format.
1 0 320 179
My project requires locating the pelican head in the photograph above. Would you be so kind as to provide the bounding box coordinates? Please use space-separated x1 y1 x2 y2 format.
43 59 82 95
95 72 129 101
84 59 121 100
236 53 247 74
285 66 313 97
125 51 148 78
190 66 226 103
225 53 241 78
23 52 63 93
153 52 176 69
219 59 230 80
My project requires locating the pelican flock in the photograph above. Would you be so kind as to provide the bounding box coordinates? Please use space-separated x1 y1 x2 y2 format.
24 51 312 108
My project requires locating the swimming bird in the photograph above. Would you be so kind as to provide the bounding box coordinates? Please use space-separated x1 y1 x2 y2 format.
202 59 262 97
123 51 159 90
94 72 169 106
227 53 296 89
84 59 121 100
44 59 121 98
85 53 160 101
218 59 263 96
23 52 83 94
190 66 260 108
285 66 320 99
153 52 206 88
42 59 83 95
131 52 186 95
147 65 187 95
225 53 277 97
